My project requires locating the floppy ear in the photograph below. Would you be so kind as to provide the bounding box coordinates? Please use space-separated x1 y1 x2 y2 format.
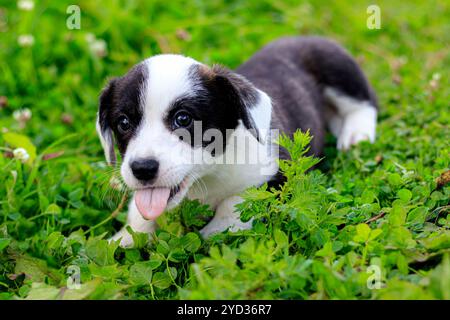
210 65 271 142
96 79 117 165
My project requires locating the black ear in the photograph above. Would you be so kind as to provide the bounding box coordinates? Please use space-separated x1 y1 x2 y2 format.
210 65 261 141
96 78 117 165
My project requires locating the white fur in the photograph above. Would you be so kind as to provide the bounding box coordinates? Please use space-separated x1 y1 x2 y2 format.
200 196 252 238
248 89 273 143
324 87 377 150
121 55 204 191
142 54 199 118
105 55 277 247
95 115 115 164
110 195 156 247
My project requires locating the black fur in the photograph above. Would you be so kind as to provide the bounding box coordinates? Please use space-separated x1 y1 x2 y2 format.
98 63 147 158
163 64 260 155
236 36 378 188
236 36 378 158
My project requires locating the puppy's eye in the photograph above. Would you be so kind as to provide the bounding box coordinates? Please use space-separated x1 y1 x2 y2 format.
117 115 131 133
173 111 192 128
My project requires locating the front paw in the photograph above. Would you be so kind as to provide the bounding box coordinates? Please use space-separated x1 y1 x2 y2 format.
109 228 135 248
199 218 253 239
199 224 220 239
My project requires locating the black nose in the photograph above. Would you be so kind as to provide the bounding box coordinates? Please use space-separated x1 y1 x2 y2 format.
130 159 159 182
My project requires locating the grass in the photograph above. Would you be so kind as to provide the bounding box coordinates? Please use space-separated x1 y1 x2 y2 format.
0 0 449 299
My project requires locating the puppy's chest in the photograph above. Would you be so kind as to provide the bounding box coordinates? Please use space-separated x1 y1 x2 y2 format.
187 145 279 209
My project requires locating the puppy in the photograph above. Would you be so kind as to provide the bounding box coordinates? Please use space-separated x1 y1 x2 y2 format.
96 36 378 247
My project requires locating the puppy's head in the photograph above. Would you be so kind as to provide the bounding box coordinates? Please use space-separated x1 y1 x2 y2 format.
97 54 271 220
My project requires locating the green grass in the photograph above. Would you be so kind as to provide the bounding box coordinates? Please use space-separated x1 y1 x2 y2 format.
0 0 449 299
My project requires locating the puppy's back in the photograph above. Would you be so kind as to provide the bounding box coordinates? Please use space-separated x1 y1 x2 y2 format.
236 36 377 156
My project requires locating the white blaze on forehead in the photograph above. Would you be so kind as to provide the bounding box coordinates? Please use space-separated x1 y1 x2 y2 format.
121 54 203 190
142 54 200 119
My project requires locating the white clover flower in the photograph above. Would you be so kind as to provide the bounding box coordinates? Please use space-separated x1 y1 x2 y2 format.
432 73 441 81
89 38 108 58
85 33 107 58
429 72 441 90
13 148 30 163
17 0 34 11
85 33 96 43
18 34 35 47
13 108 32 122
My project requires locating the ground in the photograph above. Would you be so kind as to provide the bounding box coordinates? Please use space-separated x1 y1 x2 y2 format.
0 0 449 299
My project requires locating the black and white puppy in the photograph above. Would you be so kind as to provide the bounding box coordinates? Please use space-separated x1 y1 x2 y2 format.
97 36 378 247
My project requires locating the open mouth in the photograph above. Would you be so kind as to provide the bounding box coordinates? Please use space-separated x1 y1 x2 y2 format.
169 183 182 200
135 176 188 221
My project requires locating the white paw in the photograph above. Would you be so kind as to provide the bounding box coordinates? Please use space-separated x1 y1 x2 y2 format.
199 220 229 238
199 218 253 239
337 126 374 150
199 225 218 239
337 107 376 150
109 228 135 248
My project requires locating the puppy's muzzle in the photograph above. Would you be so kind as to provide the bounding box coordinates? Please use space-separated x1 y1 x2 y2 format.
130 158 159 182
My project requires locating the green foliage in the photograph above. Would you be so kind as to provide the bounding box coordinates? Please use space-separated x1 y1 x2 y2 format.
0 0 449 300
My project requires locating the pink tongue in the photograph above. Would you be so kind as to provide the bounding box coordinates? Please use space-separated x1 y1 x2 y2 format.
135 188 171 220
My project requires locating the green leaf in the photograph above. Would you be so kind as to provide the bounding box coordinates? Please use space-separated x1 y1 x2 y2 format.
397 189 412 202
168 248 188 263
353 224 371 243
25 283 60 300
14 255 61 283
421 231 450 251
274 229 288 249
3 132 37 163
369 229 382 241
407 206 428 224
152 272 172 289
88 263 123 279
45 232 65 250
429 254 450 299
165 267 178 280
45 203 61 215
131 231 149 249
148 255 164 269
388 173 403 187
61 279 102 300
361 189 376 204
181 233 201 253
179 200 215 228
316 242 334 259
68 188 84 202
388 206 407 226
156 239 171 256
0 238 11 252
129 262 153 286
85 237 119 266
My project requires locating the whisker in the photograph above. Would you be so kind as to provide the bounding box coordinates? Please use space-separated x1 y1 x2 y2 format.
188 171 208 199
94 165 129 208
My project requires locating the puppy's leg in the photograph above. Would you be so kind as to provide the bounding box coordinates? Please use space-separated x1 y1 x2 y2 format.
110 194 156 248
200 195 252 238
324 87 377 150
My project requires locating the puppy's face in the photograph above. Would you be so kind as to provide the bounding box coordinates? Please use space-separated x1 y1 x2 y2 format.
97 54 267 220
